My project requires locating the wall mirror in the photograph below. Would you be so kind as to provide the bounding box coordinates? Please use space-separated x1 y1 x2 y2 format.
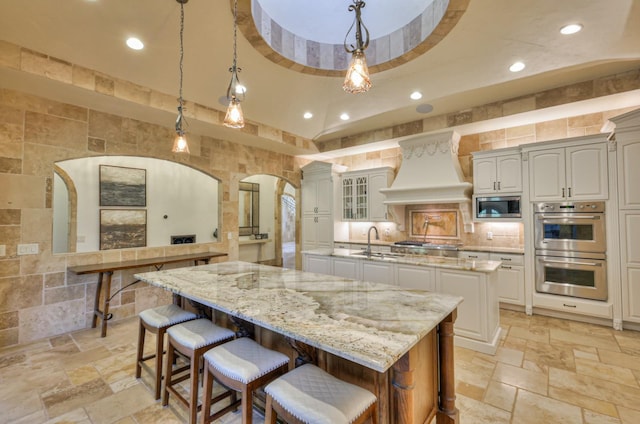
238 181 260 236
53 156 220 253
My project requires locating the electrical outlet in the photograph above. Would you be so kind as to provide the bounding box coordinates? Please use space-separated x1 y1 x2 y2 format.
0 245 6 257
17 243 39 255
486 231 493 240
227 232 233 240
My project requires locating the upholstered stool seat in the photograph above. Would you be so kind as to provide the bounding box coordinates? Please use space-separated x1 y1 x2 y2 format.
201 337 290 424
163 318 235 424
135 304 197 399
264 364 378 424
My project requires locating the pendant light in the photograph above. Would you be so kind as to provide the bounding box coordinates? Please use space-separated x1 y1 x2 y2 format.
343 0 371 94
223 0 245 129
172 0 190 154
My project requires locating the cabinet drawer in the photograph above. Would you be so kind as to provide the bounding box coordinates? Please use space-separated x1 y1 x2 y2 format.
489 253 524 265
533 293 612 319
459 251 490 261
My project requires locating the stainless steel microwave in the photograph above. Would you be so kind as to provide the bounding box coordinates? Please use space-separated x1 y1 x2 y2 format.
474 195 522 220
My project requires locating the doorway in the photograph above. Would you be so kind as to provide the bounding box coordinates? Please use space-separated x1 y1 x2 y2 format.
281 187 296 269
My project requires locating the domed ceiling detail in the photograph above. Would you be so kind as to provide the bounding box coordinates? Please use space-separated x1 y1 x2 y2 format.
236 0 468 76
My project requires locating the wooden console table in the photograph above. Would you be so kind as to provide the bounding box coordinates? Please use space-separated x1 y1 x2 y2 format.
68 252 227 337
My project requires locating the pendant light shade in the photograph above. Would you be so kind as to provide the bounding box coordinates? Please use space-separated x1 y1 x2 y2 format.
343 0 371 94
223 0 245 129
172 0 190 153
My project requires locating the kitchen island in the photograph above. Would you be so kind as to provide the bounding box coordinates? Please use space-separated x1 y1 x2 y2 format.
304 248 502 354
135 261 463 424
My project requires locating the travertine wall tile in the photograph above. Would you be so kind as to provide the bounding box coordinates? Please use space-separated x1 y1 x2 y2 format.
44 272 66 289
72 65 96 91
45 284 85 305
0 311 18 330
0 209 20 225
0 274 43 312
20 49 72 84
0 40 21 69
24 112 87 150
0 174 45 209
21 208 52 243
536 119 568 142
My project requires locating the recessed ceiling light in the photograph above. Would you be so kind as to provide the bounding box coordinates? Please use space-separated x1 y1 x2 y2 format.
560 24 583 35
410 91 423 100
303 112 313 119
509 61 525 72
340 113 350 121
126 37 144 50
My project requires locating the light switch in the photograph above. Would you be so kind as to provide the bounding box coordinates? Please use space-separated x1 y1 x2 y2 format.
17 243 39 255
0 245 5 256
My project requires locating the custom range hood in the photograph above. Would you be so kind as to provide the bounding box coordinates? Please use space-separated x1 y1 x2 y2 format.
380 130 474 232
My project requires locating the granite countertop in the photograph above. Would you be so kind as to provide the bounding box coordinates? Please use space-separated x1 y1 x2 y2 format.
305 248 502 273
135 261 462 373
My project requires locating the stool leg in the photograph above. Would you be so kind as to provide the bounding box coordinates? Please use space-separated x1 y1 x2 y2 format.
264 395 276 424
162 341 175 407
135 320 145 379
242 386 253 424
154 327 165 400
189 351 200 424
201 364 213 424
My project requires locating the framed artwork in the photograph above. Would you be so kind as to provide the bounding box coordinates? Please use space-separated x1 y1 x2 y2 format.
99 165 146 207
100 209 147 250
409 209 458 239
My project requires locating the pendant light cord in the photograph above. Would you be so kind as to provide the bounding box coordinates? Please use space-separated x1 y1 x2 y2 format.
176 1 185 133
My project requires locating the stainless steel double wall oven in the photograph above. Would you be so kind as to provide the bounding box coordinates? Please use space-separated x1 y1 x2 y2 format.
534 201 607 301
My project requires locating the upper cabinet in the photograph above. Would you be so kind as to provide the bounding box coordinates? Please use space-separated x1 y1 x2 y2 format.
472 149 522 194
341 167 394 221
527 139 608 201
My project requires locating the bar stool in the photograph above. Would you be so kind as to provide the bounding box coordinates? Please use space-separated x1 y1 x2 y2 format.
163 318 235 424
135 304 198 400
264 364 378 424
201 337 290 424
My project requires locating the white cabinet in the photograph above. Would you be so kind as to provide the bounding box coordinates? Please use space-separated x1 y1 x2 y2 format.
437 269 499 348
490 253 524 306
303 254 332 275
302 162 334 250
333 257 361 280
617 136 640 209
341 167 394 221
620 212 640 322
473 152 522 194
362 261 395 285
396 264 436 291
528 142 608 201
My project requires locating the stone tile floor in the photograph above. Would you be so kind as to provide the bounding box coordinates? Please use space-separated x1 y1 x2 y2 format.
1 309 640 423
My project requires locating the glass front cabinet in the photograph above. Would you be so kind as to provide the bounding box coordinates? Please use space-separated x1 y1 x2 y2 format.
341 167 394 222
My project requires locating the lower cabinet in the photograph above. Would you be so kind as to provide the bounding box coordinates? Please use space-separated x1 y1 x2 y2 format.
490 253 525 306
332 257 360 280
302 253 501 354
396 264 436 291
437 269 498 345
303 254 332 275
362 261 395 285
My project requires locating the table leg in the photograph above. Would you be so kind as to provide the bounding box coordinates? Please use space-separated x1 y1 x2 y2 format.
436 311 459 424
92 271 113 338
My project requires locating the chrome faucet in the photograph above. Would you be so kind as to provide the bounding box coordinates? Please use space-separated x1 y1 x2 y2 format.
366 226 379 257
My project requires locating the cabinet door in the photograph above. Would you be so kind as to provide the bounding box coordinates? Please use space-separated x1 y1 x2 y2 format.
496 154 522 192
341 176 355 220
566 144 608 200
302 215 318 250
301 180 318 215
368 172 390 221
315 214 334 249
437 270 486 340
529 148 566 201
303 254 332 275
396 264 436 291
333 257 360 280
495 265 524 305
618 139 640 209
621 212 640 322
315 177 333 215
354 175 369 220
361 261 395 285
473 157 497 194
